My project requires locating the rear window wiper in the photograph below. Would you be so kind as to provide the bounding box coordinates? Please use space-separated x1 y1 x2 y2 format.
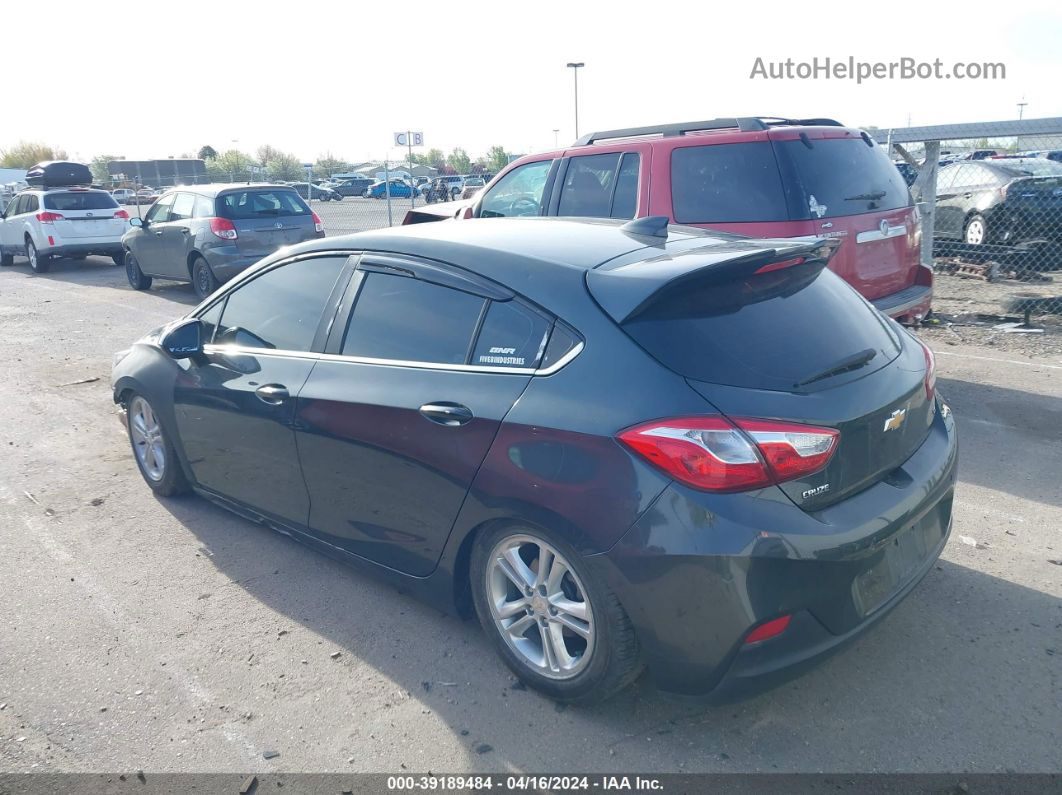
844 190 887 201
793 348 877 388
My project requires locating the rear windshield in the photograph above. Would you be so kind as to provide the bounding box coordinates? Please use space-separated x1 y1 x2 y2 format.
776 137 911 218
621 262 900 391
44 192 118 211
999 160 1062 177
218 189 310 219
670 137 911 224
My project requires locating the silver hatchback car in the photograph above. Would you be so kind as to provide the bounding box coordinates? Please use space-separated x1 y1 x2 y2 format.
121 184 325 298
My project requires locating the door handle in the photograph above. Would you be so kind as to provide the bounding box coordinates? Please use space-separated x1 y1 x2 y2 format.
963 193 973 199
154 231 163 236
419 402 473 426
255 384 289 405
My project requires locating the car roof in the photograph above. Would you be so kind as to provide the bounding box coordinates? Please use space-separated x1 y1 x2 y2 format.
156 182 295 197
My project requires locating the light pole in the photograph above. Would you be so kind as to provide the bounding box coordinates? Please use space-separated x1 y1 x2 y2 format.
553 128 559 148
566 62 584 138
1017 98 1028 120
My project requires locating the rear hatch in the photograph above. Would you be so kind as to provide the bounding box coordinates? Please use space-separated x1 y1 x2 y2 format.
588 237 934 510
1004 174 1062 237
217 188 318 257
44 190 126 240
669 130 920 301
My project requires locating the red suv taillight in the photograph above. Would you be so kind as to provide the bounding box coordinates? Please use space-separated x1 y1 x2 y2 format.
35 211 64 223
618 416 839 493
312 211 324 233
208 217 238 240
113 209 129 220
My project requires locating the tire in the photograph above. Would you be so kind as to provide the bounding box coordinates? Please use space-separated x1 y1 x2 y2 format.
125 251 152 290
0 251 13 266
470 524 642 704
191 256 218 300
111 253 124 267
964 214 989 245
26 239 49 273
126 392 190 497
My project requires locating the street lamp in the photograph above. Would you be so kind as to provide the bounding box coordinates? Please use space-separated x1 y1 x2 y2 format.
553 129 559 148
566 62 584 138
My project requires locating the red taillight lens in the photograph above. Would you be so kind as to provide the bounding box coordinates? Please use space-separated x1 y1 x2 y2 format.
208 217 238 240
917 338 936 400
744 615 791 644
618 416 838 493
312 211 324 233
35 211 64 223
754 256 804 275
113 209 129 219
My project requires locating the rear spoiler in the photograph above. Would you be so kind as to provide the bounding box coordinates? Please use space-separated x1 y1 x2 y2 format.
587 237 840 324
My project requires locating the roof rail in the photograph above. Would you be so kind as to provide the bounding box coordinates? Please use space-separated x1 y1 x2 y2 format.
572 117 845 146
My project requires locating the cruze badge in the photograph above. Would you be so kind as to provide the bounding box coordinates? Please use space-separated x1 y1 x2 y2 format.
879 219 890 236
883 408 907 432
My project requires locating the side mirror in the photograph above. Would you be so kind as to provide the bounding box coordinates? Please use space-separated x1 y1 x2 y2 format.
160 318 203 359
129 217 143 228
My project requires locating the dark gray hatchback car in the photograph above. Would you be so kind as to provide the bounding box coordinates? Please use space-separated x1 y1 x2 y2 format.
121 184 324 298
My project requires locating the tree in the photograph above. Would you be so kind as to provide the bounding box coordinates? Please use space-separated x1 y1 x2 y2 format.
314 152 348 179
256 145 283 168
266 153 303 182
207 149 256 181
90 155 118 184
484 145 509 173
446 147 471 174
414 148 446 170
198 145 218 160
0 141 68 169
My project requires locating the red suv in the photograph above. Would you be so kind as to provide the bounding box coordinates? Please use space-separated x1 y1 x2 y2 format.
405 117 932 322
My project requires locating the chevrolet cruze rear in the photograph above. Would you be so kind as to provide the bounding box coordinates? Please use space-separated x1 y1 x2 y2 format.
111 218 957 703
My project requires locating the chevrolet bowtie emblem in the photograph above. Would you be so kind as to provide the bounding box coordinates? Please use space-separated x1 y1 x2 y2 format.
883 408 907 432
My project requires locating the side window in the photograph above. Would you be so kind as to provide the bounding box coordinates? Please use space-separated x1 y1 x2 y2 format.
170 193 195 222
7 196 25 216
479 160 554 218
193 195 215 218
610 153 640 219
145 193 175 224
23 195 39 213
935 167 957 192
342 272 485 364
214 256 346 351
558 153 621 217
471 300 551 369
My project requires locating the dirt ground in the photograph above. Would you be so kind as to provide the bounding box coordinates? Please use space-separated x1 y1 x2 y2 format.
1 256 1060 775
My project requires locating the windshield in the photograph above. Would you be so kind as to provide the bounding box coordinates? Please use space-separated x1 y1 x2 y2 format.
218 189 311 219
44 192 119 211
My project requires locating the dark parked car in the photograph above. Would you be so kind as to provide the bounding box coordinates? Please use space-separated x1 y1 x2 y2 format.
121 184 325 298
331 177 374 197
111 217 957 703
934 158 1062 245
290 182 341 201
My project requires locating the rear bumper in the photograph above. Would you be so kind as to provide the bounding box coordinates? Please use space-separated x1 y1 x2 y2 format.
585 398 958 697
41 242 124 258
872 283 933 322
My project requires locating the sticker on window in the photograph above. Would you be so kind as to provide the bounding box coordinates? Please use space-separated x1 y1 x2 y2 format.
478 346 526 366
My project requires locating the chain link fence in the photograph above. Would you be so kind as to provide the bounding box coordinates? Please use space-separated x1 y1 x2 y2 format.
879 117 1062 333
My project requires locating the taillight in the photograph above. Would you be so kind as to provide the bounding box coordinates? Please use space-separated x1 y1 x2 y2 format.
312 211 324 233
113 209 129 220
916 338 936 400
35 211 64 223
754 256 804 275
617 416 839 493
208 217 238 240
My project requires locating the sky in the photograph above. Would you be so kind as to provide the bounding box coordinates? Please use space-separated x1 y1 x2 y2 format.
2 0 1060 165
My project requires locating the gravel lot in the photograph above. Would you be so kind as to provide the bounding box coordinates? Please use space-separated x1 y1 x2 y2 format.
0 254 1059 774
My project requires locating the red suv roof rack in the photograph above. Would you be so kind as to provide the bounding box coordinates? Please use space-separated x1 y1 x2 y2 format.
572 117 844 146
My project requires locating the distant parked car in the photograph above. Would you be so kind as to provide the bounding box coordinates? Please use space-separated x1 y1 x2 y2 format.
460 176 487 199
121 184 325 298
332 177 374 197
934 158 1062 245
0 186 129 271
365 180 415 199
112 188 138 205
289 182 341 202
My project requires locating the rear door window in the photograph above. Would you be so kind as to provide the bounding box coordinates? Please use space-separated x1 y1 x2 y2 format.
671 142 789 223
342 273 485 365
170 193 195 222
471 300 550 368
44 192 119 211
557 152 641 219
23 195 39 214
776 137 911 218
213 256 346 351
218 189 310 219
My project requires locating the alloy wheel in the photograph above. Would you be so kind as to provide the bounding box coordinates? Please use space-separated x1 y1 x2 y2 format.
485 535 595 680
965 218 986 245
129 396 166 481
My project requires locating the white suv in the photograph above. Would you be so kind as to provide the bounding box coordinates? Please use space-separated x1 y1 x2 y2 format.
0 187 129 273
